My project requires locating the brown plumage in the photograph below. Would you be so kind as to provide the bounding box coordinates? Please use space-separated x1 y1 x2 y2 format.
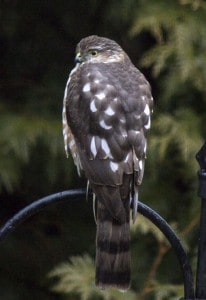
62 35 153 290
94 177 131 289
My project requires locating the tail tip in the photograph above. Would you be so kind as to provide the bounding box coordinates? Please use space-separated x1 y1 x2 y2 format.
95 278 130 291
96 283 130 292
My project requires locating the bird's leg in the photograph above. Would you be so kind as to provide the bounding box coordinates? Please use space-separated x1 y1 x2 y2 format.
130 174 138 222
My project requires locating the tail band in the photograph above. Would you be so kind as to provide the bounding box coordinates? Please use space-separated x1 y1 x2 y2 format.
97 240 129 254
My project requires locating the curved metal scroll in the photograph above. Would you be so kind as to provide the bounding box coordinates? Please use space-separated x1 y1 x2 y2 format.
0 189 195 299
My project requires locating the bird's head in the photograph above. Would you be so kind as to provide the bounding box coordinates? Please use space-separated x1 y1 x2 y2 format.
75 35 126 64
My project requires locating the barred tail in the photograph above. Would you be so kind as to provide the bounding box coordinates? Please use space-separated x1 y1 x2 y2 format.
95 201 131 290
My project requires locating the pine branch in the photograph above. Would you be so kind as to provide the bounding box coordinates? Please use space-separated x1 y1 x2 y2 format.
180 213 200 237
139 242 170 299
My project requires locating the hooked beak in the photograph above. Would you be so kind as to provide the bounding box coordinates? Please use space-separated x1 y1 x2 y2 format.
75 52 83 63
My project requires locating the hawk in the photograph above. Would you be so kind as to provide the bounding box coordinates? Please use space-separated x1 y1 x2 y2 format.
62 35 153 290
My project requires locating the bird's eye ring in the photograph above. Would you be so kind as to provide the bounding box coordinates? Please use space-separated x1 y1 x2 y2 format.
89 50 98 56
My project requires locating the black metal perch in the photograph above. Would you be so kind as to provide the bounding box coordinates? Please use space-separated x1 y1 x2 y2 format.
196 141 206 299
0 141 206 299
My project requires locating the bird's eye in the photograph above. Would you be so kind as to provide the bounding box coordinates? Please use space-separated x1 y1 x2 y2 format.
89 50 98 56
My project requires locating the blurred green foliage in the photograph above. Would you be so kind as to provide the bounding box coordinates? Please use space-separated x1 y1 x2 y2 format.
0 0 206 299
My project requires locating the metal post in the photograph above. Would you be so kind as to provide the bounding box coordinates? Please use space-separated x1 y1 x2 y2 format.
196 142 206 299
